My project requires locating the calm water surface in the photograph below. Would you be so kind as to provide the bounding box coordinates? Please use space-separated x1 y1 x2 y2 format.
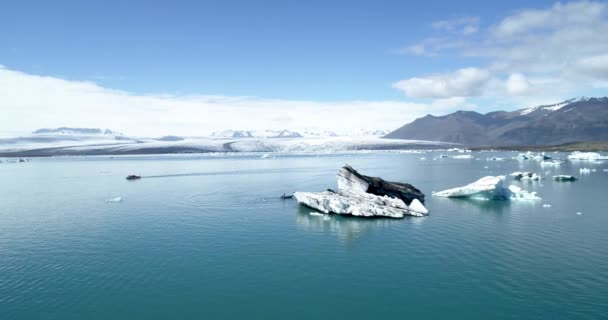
1 152 607 319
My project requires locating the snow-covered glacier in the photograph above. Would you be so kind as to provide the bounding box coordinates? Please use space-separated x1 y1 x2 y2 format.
0 135 454 157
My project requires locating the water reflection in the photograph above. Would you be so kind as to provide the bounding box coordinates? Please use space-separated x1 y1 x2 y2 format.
294 206 423 242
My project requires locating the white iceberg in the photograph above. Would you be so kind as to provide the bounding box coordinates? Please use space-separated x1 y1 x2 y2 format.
105 197 123 202
553 175 577 181
568 151 608 160
294 166 427 218
452 154 473 159
540 160 563 167
510 172 542 181
580 168 591 174
294 191 425 218
432 176 541 201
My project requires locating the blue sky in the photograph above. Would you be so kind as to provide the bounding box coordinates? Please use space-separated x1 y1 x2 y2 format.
1 0 607 136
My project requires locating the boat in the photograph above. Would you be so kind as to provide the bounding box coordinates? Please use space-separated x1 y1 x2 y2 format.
126 175 141 180
280 193 294 199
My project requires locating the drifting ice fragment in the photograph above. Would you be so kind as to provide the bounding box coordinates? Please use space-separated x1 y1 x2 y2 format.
432 176 541 201
294 166 427 218
105 197 123 202
553 175 577 181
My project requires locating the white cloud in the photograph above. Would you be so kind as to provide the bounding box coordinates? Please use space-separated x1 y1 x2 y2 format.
573 54 608 79
505 73 532 95
493 1 605 37
432 16 480 35
392 68 491 99
399 1 608 103
0 66 467 137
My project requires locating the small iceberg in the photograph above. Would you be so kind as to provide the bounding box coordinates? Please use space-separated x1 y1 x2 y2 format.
433 176 541 201
580 168 591 174
452 154 473 159
510 172 542 181
540 160 563 167
542 204 552 208
553 175 577 181
261 154 273 159
294 165 427 218
105 197 123 203
568 151 608 160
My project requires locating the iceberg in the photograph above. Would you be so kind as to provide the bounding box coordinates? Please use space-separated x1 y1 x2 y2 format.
433 176 541 201
452 154 473 159
553 175 577 181
105 197 123 202
510 172 542 181
580 168 591 174
568 151 607 160
294 166 427 218
540 160 563 167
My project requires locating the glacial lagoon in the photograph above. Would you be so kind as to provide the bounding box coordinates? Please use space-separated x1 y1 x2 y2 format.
1 151 608 319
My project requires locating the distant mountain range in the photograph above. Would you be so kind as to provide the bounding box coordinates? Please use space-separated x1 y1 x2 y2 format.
211 129 389 139
384 97 608 146
33 127 120 135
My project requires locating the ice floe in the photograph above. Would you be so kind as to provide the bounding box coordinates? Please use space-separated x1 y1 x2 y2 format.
510 172 542 181
105 197 123 202
294 165 427 218
540 160 563 167
568 151 608 160
432 176 541 201
553 175 577 181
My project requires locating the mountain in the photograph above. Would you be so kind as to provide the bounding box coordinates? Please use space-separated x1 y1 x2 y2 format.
33 127 120 135
384 97 608 146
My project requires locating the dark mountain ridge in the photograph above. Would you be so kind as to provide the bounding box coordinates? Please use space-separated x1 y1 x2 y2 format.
384 97 608 146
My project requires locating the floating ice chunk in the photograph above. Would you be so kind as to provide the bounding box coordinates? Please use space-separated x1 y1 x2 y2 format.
540 160 562 166
419 157 427 160
580 168 591 174
105 197 122 202
309 211 324 217
510 172 542 181
568 152 607 160
576 212 583 215
604 169 608 172
553 175 577 181
508 185 541 200
295 166 426 218
542 204 552 208
408 198 428 215
433 176 510 200
260 154 273 159
294 191 425 218
452 154 473 159
433 176 541 201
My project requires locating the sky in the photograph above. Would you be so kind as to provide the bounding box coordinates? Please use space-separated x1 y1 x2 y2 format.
1 0 607 136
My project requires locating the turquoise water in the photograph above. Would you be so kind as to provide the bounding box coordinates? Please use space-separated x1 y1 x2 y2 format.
1 152 608 319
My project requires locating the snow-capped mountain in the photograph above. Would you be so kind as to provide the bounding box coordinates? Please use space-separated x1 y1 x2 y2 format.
32 127 122 136
385 97 608 146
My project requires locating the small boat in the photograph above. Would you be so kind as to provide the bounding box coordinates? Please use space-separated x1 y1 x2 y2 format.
280 193 294 199
126 175 141 180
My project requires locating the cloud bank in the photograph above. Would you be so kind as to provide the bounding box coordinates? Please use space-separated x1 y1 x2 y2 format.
397 1 608 104
0 66 467 137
